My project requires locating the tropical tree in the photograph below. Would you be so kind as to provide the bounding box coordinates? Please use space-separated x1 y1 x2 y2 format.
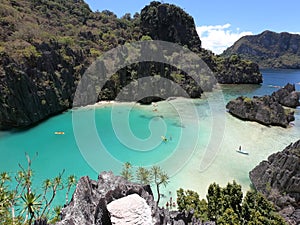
21 192 42 224
121 162 133 181
0 174 12 224
151 166 169 205
50 206 62 224
0 153 77 224
176 181 287 224
242 190 288 225
206 182 223 221
0 172 12 220
0 172 11 183
136 167 151 185
176 188 208 221
121 163 170 205
66 175 76 204
217 208 240 225
222 181 243 217
40 170 65 217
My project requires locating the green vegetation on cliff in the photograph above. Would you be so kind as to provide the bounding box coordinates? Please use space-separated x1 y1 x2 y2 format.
223 30 300 69
0 0 261 129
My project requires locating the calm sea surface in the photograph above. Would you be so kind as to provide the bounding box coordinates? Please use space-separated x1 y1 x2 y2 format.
1 69 300 207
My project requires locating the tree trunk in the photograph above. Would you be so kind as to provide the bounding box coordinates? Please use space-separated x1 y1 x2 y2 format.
34 218 48 225
156 183 160 205
11 206 15 224
66 190 69 205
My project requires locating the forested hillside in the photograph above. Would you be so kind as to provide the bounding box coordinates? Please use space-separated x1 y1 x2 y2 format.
223 30 300 69
0 0 261 129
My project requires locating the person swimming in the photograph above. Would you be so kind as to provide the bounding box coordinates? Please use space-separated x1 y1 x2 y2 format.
161 136 168 142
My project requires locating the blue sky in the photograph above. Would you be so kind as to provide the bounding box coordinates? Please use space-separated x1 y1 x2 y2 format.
84 0 300 54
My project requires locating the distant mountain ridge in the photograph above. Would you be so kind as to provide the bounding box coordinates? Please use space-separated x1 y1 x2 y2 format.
223 30 300 69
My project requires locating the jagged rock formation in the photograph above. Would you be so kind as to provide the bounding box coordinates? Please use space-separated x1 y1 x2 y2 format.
0 42 84 129
272 83 300 108
139 1 262 85
223 30 300 69
249 140 300 225
0 0 261 130
226 84 298 127
55 171 203 225
141 1 201 51
107 194 152 224
226 95 295 127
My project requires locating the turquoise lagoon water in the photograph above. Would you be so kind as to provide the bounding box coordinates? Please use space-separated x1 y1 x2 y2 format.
1 69 300 207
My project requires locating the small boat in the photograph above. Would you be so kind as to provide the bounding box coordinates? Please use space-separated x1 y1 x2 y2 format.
236 149 249 155
267 84 281 89
54 131 65 135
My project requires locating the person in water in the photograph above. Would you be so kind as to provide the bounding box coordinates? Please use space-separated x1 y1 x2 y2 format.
161 136 168 142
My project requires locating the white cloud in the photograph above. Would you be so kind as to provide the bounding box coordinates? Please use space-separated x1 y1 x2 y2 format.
197 24 253 54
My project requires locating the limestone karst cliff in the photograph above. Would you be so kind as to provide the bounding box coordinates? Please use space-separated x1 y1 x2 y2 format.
0 0 261 129
250 140 300 225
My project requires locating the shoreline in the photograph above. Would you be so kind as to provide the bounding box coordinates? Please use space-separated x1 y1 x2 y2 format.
1 72 300 211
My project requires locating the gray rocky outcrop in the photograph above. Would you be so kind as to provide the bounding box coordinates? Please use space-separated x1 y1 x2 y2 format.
226 83 298 127
249 140 300 225
141 1 201 52
226 96 295 127
272 83 300 108
140 2 262 85
54 171 203 225
107 194 152 224
0 42 85 129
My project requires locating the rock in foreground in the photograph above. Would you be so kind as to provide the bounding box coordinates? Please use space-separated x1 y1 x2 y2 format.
250 140 300 225
107 194 152 225
55 171 202 225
